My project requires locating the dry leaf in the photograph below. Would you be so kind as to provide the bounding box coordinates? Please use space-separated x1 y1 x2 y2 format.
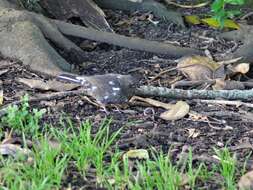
238 170 253 190
232 63 250 74
48 139 61 150
180 173 189 186
160 101 190 121
0 69 8 76
212 79 226 90
188 128 200 138
97 176 116 186
17 78 79 91
185 15 201 25
107 178 116 185
130 96 173 109
0 144 30 157
123 149 149 160
213 65 226 79
177 55 224 80
188 111 209 122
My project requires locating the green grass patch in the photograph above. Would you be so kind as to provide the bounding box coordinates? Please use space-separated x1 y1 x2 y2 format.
0 137 68 190
0 95 248 189
1 94 46 137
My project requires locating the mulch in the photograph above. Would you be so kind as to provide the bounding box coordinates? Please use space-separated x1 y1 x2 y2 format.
1 4 253 189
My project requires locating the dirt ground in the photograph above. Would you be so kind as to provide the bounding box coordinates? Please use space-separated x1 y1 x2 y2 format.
1 5 253 189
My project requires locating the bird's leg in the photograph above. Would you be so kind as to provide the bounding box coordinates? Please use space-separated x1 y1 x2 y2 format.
81 96 109 114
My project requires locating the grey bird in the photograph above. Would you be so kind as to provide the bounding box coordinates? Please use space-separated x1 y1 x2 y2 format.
57 73 138 111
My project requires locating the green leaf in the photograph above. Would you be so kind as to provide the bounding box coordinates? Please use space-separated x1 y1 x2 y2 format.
211 0 224 12
225 0 244 5
226 10 241 18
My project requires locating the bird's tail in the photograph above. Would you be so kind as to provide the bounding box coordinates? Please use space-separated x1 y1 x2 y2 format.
57 73 82 84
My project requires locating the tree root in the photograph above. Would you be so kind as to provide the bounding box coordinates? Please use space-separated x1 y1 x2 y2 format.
219 24 253 63
53 20 202 57
0 6 85 75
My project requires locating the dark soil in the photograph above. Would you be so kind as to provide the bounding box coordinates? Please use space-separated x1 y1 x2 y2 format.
1 3 253 190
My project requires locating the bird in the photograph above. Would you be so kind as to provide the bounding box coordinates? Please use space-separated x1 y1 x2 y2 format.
57 73 138 112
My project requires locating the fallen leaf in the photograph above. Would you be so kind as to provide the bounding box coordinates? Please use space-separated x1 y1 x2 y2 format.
0 144 30 157
217 57 242 65
0 69 8 76
177 55 224 80
213 65 226 79
188 111 209 122
232 63 250 74
96 176 117 186
212 79 226 90
17 78 79 91
129 96 173 109
180 173 189 186
160 101 190 121
185 15 201 25
238 170 253 190
188 128 200 138
48 139 61 150
107 178 116 185
201 18 240 29
0 60 16 68
123 149 149 160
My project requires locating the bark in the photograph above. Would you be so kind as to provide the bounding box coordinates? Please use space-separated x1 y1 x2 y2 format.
39 0 113 32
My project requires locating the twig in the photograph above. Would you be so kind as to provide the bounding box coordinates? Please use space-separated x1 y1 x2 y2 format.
148 67 177 83
136 85 253 100
172 80 215 88
196 99 253 108
164 0 210 8
172 80 253 89
240 11 253 20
